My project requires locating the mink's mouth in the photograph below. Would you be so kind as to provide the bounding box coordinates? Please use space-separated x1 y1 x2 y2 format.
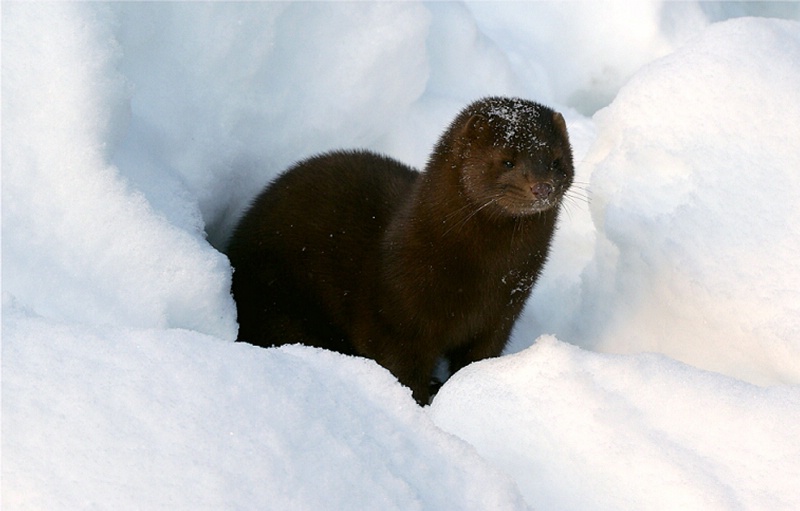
496 184 565 216
507 198 561 215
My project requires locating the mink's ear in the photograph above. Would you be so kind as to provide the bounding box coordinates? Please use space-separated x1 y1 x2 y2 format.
456 113 492 156
463 113 489 138
552 111 569 140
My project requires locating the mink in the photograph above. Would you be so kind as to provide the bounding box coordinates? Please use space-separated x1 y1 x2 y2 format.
227 97 574 404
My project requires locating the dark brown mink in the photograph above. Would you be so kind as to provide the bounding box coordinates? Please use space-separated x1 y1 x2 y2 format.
226 96 574 405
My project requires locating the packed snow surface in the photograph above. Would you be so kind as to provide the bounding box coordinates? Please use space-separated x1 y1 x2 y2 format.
4 2 800 510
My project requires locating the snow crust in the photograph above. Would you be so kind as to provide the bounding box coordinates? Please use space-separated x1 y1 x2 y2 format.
3 2 800 510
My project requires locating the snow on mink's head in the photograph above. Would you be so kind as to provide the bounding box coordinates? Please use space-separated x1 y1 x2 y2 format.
436 96 574 217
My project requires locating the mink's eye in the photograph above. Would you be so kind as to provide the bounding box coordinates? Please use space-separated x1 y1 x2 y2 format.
502 160 515 169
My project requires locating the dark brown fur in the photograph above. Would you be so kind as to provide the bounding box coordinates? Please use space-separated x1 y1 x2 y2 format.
227 97 574 404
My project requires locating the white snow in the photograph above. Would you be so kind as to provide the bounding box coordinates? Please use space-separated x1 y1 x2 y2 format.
430 336 800 510
3 307 526 510
570 17 800 385
3 2 800 510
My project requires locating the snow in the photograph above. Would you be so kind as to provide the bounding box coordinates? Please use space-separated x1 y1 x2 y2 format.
4 307 526 510
2 3 237 338
3 2 800 510
431 336 800 510
570 17 800 385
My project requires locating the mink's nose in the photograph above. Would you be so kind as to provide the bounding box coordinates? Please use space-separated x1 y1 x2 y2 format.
531 182 554 200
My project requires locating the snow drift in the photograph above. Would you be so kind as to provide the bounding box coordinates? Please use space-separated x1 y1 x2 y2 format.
574 18 800 384
2 3 237 339
4 307 528 510
431 336 800 510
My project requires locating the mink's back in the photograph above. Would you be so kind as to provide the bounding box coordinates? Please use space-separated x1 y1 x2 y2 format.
227 150 418 350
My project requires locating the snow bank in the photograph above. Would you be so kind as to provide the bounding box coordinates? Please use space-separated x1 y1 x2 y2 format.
465 1 699 115
431 336 800 510
111 2 432 245
3 306 529 511
2 4 237 339
574 18 800 384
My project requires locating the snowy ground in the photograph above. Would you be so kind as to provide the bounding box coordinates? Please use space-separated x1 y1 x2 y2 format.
3 2 800 510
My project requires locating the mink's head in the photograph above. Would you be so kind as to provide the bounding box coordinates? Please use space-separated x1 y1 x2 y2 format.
435 97 574 217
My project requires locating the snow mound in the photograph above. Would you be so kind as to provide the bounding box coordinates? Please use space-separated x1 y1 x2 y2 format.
575 17 800 384
431 336 800 510
111 2 431 244
1 3 237 339
3 306 529 511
